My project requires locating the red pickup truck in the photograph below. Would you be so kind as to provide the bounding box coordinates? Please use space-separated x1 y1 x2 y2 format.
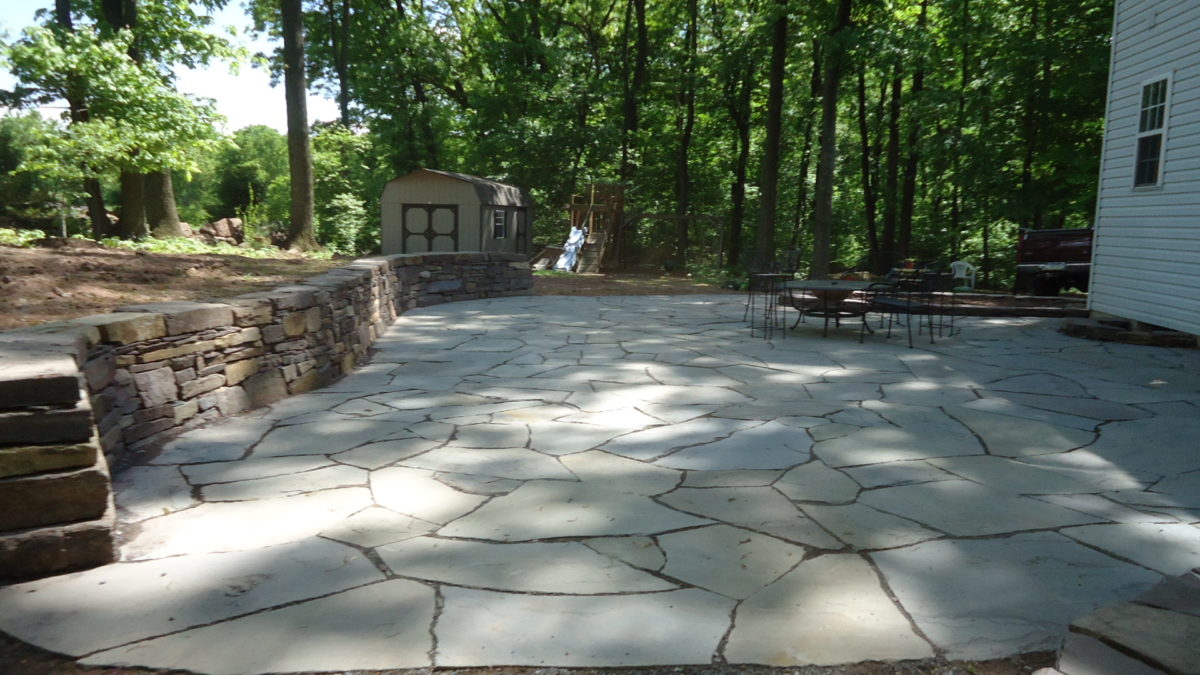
1013 228 1093 296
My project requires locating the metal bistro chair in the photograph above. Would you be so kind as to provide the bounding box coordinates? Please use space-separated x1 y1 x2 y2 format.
866 277 937 348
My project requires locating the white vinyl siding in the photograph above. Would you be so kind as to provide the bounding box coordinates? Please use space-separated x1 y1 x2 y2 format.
1089 0 1200 335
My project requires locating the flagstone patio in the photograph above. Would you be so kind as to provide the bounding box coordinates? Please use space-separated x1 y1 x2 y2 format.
1 294 1198 673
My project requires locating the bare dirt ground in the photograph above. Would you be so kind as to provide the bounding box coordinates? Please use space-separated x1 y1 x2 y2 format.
0 241 343 332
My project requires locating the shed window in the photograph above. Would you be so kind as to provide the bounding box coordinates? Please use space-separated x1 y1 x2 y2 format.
1134 76 1170 187
492 209 507 239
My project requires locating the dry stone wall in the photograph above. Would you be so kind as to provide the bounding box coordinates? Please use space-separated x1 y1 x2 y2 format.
0 252 531 580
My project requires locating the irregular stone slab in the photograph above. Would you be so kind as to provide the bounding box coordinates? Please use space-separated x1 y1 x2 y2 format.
434 472 522 495
658 486 841 549
842 460 957 489
252 419 398 458
376 537 674 594
319 506 437 548
828 407 887 427
456 382 572 403
406 420 457 442
330 399 396 417
261 391 370 421
987 373 1090 397
682 469 784 488
656 420 812 471
181 455 334 485
439 481 710 541
153 418 272 464
527 421 633 456
561 450 681 495
591 382 751 406
713 400 844 422
803 382 883 402
800 504 940 550
1135 569 1200 617
929 455 1141 494
430 400 543 422
201 464 368 501
639 403 720 424
871 532 1162 660
816 422 982 468
122 488 372 560
451 423 531 449
371 466 488 524
1061 523 1200 576
402 445 572 481
113 465 194 522
369 391 490 411
490 403 577 423
0 538 381 656
961 396 1099 431
658 525 805 599
583 536 665 571
602 417 760 461
726 553 933 666
859 480 1098 536
808 422 859 442
776 461 860 503
436 587 734 667
977 390 1150 421
555 407 663 428
775 415 827 430
1148 470 1200 507
1030 494 1168 525
1082 416 1200 476
943 406 1095 457
84 580 434 673
880 381 978 407
331 437 440 470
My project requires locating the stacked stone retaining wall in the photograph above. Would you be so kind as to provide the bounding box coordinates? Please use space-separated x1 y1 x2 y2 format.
0 252 531 580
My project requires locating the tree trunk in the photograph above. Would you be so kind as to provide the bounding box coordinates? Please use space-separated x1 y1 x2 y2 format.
619 0 648 182
674 0 697 267
882 72 901 264
898 0 928 258
282 0 318 251
857 67 881 273
756 0 788 271
789 116 815 251
147 171 185 237
117 171 147 239
726 64 752 270
811 0 853 280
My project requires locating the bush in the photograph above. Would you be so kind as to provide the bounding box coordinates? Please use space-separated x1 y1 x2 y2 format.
0 227 47 247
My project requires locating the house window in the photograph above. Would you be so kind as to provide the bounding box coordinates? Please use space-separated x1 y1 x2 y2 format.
492 209 507 239
1134 76 1170 187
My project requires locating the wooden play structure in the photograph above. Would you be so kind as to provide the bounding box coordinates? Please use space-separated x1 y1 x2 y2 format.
566 184 625 273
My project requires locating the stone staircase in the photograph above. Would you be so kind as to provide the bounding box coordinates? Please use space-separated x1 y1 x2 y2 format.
0 340 114 580
1044 567 1200 675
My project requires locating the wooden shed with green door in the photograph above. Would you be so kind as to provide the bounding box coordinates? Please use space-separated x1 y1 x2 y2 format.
380 169 533 256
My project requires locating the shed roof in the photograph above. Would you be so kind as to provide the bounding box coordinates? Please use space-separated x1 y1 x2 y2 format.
394 168 532 207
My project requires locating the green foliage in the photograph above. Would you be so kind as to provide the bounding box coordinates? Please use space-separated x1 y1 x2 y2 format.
0 227 48 248
97 234 334 259
317 192 368 256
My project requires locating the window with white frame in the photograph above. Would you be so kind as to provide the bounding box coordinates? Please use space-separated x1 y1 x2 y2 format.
1134 76 1170 187
492 209 507 239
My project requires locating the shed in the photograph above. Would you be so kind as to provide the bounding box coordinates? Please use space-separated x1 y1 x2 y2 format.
380 169 533 256
1089 0 1200 336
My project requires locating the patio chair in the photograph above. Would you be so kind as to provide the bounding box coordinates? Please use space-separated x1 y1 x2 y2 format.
866 278 936 348
949 260 977 291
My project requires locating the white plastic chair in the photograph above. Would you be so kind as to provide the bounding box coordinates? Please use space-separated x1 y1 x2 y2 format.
949 260 976 291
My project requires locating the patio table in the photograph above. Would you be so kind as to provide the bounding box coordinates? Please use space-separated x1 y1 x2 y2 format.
783 279 875 337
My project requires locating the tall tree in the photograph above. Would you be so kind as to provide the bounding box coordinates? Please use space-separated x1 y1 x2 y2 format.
281 0 317 251
810 0 853 279
755 0 787 271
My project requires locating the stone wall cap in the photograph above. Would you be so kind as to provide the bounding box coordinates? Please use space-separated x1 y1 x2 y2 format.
114 302 233 337
67 312 167 345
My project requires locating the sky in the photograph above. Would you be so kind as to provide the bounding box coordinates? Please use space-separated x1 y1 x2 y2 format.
0 0 340 133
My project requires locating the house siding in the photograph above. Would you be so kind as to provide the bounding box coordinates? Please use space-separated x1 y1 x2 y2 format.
1090 0 1200 335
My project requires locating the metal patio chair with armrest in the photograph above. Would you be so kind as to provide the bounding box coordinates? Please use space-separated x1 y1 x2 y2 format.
866 277 937 348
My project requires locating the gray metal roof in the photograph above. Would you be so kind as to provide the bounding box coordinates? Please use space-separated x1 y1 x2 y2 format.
401 168 532 207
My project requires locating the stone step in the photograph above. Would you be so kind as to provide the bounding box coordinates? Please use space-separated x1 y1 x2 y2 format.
0 495 114 582
0 397 94 446
1058 569 1200 675
0 438 99 480
0 457 111 531
0 347 81 409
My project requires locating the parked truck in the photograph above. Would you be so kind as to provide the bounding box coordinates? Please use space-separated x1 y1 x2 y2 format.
1013 228 1094 296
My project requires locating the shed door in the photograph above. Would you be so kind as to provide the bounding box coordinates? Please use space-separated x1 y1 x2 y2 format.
402 204 458 253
